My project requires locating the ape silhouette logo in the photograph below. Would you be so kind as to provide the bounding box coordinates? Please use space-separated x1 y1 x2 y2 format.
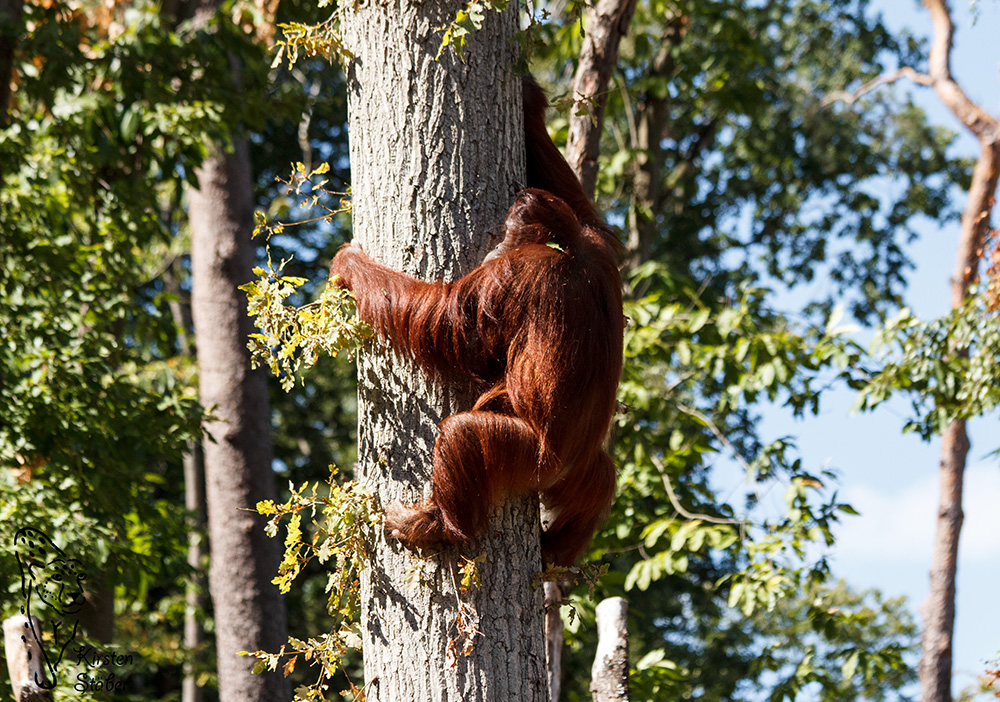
13 526 87 689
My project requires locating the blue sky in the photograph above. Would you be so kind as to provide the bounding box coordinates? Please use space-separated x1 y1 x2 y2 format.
759 0 1000 695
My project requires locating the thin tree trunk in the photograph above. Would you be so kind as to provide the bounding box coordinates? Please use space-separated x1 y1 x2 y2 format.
918 140 1000 702
186 3 288 699
565 0 637 198
921 418 968 702
190 139 289 702
544 581 563 702
627 90 667 270
0 0 22 128
3 616 52 702
340 2 548 700
182 442 207 702
917 3 1000 700
625 17 687 271
164 259 207 702
590 597 630 702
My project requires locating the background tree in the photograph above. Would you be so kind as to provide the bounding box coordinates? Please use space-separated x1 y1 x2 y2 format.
0 1 217 696
524 0 966 698
187 3 289 701
3 0 990 700
831 1 1000 700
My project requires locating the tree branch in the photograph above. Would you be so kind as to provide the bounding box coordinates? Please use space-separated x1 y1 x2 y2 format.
650 454 743 527
923 0 1000 143
564 0 638 195
821 66 933 107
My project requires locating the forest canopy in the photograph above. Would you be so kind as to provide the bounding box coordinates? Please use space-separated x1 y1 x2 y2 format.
1 0 998 701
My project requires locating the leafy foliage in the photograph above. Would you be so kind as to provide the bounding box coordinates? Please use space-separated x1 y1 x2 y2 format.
434 0 510 59
744 581 917 702
272 15 353 70
852 295 1000 438
0 0 218 605
243 259 371 391
243 470 378 701
0 2 275 697
242 162 371 391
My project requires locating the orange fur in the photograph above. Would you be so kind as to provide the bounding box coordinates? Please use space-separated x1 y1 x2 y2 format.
330 80 623 565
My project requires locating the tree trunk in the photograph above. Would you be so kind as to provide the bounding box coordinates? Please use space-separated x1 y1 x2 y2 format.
543 582 563 702
590 597 630 702
920 419 967 702
564 0 637 198
624 17 687 271
916 3 1000 700
189 138 289 702
182 442 207 702
627 92 667 271
3 616 52 702
918 140 1000 702
339 3 548 700
164 260 207 702
0 0 22 128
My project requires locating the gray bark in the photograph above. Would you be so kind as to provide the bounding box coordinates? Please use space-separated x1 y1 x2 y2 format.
3 615 52 702
189 140 289 702
340 2 548 700
564 0 637 197
590 597 629 702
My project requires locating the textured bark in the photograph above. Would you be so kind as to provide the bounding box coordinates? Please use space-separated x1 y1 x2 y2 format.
917 2 1000 701
189 140 289 702
564 0 637 198
920 419 968 702
590 598 629 702
3 616 52 702
340 2 548 700
543 582 563 702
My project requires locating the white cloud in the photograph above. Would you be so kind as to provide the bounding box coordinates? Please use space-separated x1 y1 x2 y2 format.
835 462 1000 566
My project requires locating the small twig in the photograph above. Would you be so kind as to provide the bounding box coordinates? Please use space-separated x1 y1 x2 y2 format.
676 403 753 476
821 66 933 107
649 453 743 526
